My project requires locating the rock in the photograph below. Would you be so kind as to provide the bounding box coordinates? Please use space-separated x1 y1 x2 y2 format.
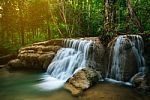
19 45 61 54
7 40 63 70
131 72 150 91
17 47 57 70
65 83 83 96
0 54 17 65
131 72 145 87
64 68 99 96
33 39 63 46
144 39 150 68
0 65 6 68
8 59 24 69
107 35 143 81
123 48 139 81
145 68 150 87
93 37 105 78
38 52 55 69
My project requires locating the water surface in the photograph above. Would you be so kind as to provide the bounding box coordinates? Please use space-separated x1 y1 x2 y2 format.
0 68 150 100
0 68 76 100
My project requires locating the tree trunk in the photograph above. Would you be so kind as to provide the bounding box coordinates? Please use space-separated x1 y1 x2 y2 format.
18 0 25 45
111 0 117 33
19 10 25 45
127 0 144 33
47 20 51 40
21 26 25 45
104 0 110 33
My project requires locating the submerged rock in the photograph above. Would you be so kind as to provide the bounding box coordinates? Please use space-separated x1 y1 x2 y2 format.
131 72 145 87
64 68 99 96
131 72 150 91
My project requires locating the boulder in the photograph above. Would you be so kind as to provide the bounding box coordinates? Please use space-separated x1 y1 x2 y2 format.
8 59 24 69
122 47 139 81
0 54 17 65
64 68 99 96
131 72 150 91
93 37 105 78
107 35 143 81
131 72 145 87
144 38 150 69
0 65 6 68
145 68 150 87
38 52 55 69
7 40 63 70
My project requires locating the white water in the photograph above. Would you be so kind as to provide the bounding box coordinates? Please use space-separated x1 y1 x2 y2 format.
36 73 65 91
37 39 93 91
37 35 145 90
109 35 145 81
105 78 132 86
47 39 93 81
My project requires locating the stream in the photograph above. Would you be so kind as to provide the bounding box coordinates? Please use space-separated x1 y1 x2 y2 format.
0 68 150 100
0 68 76 100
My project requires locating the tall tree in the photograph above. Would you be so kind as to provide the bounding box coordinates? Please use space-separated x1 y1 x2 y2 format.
104 0 110 33
127 0 144 33
18 0 27 45
111 0 117 33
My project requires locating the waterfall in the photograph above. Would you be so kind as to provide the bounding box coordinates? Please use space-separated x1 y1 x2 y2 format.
108 35 145 81
47 39 93 81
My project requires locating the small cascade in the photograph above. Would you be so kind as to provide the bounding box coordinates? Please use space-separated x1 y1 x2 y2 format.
108 35 145 81
47 39 93 81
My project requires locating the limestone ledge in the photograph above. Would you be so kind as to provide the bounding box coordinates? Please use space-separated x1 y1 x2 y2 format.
8 39 63 70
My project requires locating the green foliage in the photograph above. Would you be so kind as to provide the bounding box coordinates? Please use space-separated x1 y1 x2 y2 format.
133 0 150 32
0 0 150 53
1 40 22 53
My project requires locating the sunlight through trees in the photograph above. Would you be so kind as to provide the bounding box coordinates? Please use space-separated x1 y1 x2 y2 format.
0 0 150 53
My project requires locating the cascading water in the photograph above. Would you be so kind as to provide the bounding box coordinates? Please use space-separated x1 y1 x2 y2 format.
47 39 93 81
37 39 93 90
37 35 145 90
107 35 145 81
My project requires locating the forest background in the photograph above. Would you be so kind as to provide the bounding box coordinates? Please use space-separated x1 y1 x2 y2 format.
0 0 150 55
